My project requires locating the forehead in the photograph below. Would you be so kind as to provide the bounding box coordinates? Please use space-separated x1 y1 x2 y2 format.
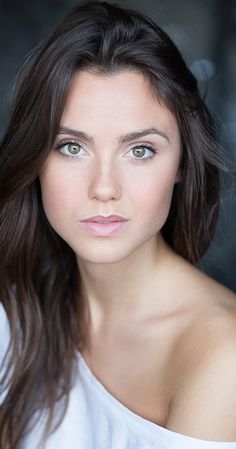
61 69 180 142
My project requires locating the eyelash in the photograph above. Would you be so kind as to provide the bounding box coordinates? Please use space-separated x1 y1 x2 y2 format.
54 139 158 163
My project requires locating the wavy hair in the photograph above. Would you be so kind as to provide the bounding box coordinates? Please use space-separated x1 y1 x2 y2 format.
0 1 223 447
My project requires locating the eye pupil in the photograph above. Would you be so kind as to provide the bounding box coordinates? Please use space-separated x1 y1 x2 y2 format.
68 143 80 154
133 147 145 158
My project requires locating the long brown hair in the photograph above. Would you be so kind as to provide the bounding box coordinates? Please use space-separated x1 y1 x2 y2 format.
0 1 223 447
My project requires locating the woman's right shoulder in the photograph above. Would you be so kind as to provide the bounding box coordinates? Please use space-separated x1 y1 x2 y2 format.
0 302 10 331
0 302 12 404
0 302 11 364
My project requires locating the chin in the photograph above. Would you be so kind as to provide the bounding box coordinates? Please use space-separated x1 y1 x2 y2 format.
73 242 134 265
76 252 129 265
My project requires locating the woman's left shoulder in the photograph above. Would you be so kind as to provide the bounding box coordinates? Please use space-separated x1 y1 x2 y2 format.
177 262 236 385
167 269 236 441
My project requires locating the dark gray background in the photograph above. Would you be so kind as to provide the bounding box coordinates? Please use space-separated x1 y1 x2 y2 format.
0 0 235 291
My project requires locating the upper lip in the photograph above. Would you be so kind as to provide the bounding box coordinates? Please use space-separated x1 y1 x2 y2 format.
80 215 128 223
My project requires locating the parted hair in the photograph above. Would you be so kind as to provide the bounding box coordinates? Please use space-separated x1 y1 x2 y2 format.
0 1 222 447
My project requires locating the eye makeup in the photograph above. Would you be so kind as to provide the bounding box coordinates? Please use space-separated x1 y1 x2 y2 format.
54 139 158 163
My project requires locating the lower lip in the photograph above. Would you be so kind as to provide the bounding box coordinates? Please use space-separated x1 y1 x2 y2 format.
79 220 129 236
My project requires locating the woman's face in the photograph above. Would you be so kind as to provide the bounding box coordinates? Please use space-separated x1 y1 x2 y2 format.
39 70 181 264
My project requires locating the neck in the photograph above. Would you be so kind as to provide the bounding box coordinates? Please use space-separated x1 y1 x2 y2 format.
77 234 172 332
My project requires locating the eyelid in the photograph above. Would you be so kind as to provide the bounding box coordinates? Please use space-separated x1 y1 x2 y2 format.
55 138 84 149
126 141 158 152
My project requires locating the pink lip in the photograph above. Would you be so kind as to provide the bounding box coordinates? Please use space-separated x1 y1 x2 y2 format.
79 217 129 236
80 215 128 223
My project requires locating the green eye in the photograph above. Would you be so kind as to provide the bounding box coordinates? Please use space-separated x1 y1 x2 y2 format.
132 147 146 158
128 145 157 163
67 143 81 154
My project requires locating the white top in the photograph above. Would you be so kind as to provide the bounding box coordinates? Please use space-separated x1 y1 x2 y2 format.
1 303 236 449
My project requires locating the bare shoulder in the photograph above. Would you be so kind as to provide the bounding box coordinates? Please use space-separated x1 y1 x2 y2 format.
169 249 236 311
172 254 236 378
166 258 236 441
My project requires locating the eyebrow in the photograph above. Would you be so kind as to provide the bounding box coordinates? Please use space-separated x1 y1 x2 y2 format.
58 126 170 144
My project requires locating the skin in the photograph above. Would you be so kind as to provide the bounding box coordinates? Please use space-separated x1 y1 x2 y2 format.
39 69 236 441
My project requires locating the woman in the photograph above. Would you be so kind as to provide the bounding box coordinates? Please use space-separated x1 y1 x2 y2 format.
1 1 236 448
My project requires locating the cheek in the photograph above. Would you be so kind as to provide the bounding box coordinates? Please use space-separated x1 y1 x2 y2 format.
128 167 177 223
39 164 76 224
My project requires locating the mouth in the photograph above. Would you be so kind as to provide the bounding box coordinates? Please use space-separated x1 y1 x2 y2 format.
80 215 128 223
79 219 129 236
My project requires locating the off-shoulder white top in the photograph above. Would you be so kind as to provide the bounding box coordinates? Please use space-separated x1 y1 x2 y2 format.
1 304 236 449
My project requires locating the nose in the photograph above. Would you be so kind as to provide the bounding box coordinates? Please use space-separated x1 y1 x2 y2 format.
88 160 122 202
